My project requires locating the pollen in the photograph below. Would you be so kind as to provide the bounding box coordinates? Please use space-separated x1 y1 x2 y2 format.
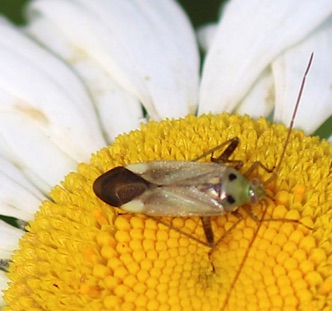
3 114 332 310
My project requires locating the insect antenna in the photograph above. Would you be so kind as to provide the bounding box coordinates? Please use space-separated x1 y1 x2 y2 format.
221 52 314 310
265 52 314 185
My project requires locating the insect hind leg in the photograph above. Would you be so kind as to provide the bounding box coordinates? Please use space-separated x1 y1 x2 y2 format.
208 211 244 256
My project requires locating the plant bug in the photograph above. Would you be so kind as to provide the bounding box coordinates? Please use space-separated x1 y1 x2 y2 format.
93 136 266 246
93 53 313 251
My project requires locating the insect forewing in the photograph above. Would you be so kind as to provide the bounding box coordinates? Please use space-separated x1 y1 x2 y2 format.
126 161 227 185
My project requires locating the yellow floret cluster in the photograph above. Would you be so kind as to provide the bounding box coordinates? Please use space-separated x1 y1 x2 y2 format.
4 114 332 310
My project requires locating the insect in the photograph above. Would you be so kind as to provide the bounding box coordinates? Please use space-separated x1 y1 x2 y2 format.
93 53 313 249
93 137 265 246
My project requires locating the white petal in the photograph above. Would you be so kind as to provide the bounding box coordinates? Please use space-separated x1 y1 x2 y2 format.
0 222 22 305
0 18 90 113
0 270 9 307
235 68 274 118
0 19 108 192
272 18 332 133
0 221 24 259
95 78 143 141
0 157 45 220
0 19 105 162
0 114 77 192
26 17 143 142
62 57 143 142
26 0 200 122
199 0 332 115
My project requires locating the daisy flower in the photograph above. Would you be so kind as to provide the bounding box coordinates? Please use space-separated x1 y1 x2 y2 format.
1 0 332 310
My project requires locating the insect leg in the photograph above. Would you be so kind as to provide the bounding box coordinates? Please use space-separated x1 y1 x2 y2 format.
242 203 313 230
208 211 243 255
191 137 243 245
219 205 269 310
243 161 273 178
193 137 245 245
200 216 214 246
210 137 243 169
148 216 211 247
192 137 242 168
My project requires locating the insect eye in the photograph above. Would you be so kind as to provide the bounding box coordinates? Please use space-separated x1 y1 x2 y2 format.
228 173 237 181
227 194 236 204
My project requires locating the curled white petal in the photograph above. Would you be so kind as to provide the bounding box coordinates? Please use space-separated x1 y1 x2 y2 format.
0 221 24 259
272 18 332 133
0 157 45 221
26 0 199 125
199 0 332 116
0 18 105 167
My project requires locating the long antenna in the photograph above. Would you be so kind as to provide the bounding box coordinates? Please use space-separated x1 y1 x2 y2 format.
263 52 314 187
274 52 314 175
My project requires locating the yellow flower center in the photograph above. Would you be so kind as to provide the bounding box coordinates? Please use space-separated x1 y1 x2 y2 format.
4 114 332 311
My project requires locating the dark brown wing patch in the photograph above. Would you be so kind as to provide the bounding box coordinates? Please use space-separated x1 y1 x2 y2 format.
93 166 152 206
